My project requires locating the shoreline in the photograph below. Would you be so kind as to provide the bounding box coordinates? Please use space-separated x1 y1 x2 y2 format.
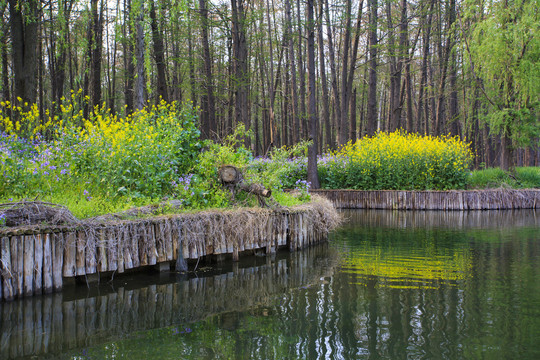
0 197 340 301
310 188 540 210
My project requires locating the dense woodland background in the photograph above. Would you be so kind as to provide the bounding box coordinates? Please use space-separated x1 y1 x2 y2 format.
1 0 538 169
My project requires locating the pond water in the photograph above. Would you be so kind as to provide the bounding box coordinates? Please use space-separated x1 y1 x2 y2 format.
1 210 540 359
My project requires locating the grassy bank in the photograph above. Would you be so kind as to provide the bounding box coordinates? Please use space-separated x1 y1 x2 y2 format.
467 167 540 189
2 99 537 222
0 101 307 220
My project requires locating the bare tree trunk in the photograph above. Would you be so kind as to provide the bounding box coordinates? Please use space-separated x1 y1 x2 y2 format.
231 0 250 145
150 0 169 102
9 0 39 106
345 0 364 137
434 0 456 135
285 0 300 143
448 51 459 136
306 0 320 189
324 0 341 141
350 88 357 140
366 0 378 136
417 0 434 133
109 0 120 114
88 0 103 108
338 0 352 145
386 1 398 132
283 51 291 147
49 1 73 115
296 0 307 139
134 1 145 110
123 0 134 112
1 3 11 104
187 14 197 109
199 0 216 139
317 0 332 150
38 18 44 126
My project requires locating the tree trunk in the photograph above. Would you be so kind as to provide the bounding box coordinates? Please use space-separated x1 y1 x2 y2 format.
350 88 357 140
150 0 169 103
296 0 307 139
123 0 134 112
1 2 10 104
199 0 216 139
448 51 459 136
324 0 341 141
9 0 39 106
417 0 434 134
134 1 145 110
366 0 378 136
187 13 197 109
500 130 514 171
434 0 456 135
88 0 103 108
338 0 352 145
317 0 332 149
285 0 300 143
49 1 73 115
231 0 250 144
306 0 320 189
345 0 364 139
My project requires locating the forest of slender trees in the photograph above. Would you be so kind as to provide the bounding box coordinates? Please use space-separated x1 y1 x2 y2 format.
1 0 538 169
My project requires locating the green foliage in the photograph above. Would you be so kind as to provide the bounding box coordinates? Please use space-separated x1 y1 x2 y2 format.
465 0 540 148
271 191 304 207
1 100 203 217
247 141 311 190
467 167 540 189
188 124 254 208
264 131 473 191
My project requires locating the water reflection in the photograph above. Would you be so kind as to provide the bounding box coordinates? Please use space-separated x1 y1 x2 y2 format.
1 210 540 359
0 245 338 359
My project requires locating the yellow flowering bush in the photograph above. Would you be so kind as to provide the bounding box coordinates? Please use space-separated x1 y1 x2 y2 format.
1 98 202 207
319 131 473 190
60 100 202 198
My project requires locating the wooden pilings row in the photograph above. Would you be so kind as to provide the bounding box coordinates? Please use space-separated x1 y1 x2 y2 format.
311 189 540 210
0 245 334 359
1 211 326 301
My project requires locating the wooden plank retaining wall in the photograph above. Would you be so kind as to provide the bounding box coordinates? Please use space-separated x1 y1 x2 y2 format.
1 208 331 302
311 189 540 210
0 245 336 359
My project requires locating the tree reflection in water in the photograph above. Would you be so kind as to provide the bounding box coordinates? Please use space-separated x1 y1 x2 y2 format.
1 210 539 359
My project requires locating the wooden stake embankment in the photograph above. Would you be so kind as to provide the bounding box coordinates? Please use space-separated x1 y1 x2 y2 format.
0 243 336 359
310 189 540 210
1 200 339 301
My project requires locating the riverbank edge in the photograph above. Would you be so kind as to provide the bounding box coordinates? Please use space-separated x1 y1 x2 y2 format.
0 196 341 301
310 189 540 210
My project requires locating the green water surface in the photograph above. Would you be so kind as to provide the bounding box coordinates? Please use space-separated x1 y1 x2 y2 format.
3 210 540 359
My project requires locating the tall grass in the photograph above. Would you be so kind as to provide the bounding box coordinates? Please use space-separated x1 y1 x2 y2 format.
467 167 540 189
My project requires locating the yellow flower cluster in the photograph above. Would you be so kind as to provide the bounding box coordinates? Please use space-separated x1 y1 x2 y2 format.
329 130 473 190
0 100 41 138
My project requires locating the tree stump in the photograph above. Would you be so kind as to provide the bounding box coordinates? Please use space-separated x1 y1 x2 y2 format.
219 165 271 206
